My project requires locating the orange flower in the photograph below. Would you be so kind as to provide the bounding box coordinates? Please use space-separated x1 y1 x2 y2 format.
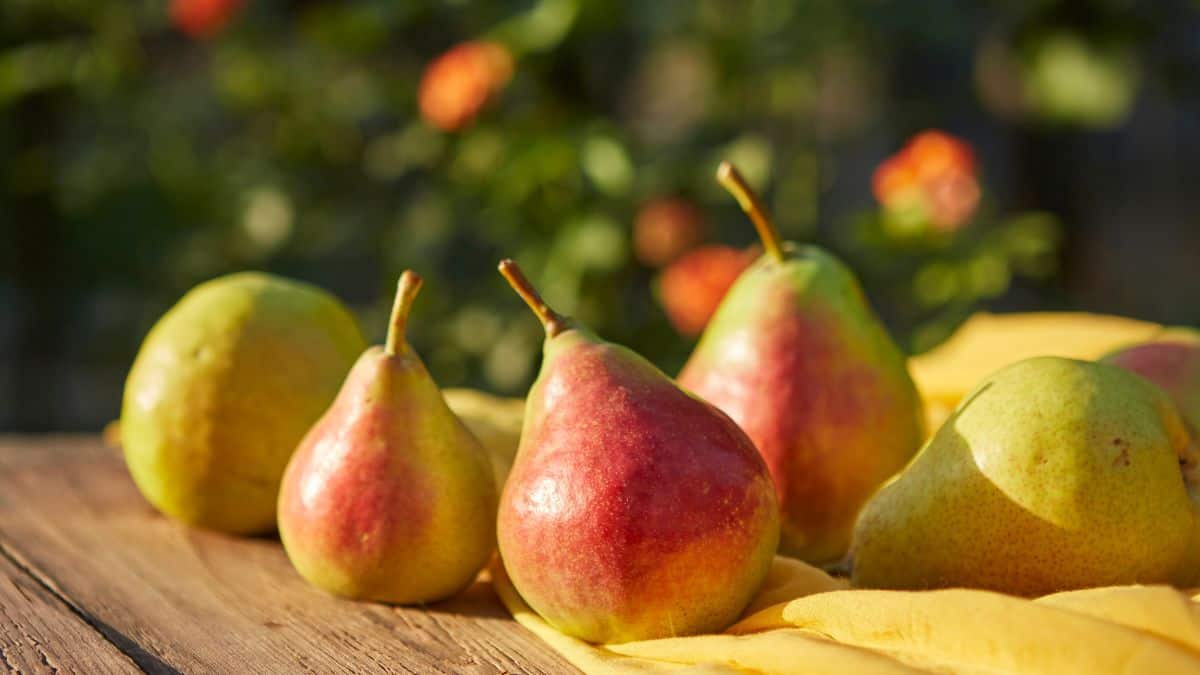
170 0 244 40
872 130 980 232
633 198 706 268
925 168 981 232
418 41 514 132
906 130 976 182
657 245 756 336
871 155 920 206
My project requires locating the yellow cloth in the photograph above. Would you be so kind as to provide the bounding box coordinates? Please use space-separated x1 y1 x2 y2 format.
492 556 1200 674
909 312 1163 432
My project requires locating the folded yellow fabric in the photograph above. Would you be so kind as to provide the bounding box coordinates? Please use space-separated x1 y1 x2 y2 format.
910 312 1163 431
492 556 1200 674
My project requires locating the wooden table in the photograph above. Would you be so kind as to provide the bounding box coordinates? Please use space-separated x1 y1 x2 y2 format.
0 436 579 674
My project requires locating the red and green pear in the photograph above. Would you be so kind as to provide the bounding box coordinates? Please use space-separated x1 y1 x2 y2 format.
1103 329 1200 433
277 272 496 603
677 163 925 564
495 260 779 644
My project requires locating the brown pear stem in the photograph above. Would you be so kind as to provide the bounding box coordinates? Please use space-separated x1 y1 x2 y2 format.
497 259 568 338
385 270 423 356
716 161 785 262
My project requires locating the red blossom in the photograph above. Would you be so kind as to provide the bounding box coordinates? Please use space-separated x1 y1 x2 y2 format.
170 0 245 40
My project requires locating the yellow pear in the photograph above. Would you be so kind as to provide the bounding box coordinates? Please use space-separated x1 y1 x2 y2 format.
121 272 365 534
852 356 1200 595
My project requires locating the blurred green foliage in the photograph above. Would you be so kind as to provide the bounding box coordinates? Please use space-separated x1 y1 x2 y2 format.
3 0 1198 429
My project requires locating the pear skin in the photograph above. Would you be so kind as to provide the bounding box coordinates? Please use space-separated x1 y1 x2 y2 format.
1103 329 1200 434
678 163 924 563
1103 330 1200 584
277 272 496 603
851 356 1199 595
121 272 365 534
495 260 779 644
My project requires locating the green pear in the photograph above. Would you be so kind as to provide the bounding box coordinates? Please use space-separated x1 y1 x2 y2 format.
1102 328 1200 584
122 272 365 534
851 356 1200 595
277 272 496 603
678 162 924 563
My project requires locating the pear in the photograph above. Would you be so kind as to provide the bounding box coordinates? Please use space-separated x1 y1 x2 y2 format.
850 356 1200 595
1102 331 1200 585
122 272 365 534
277 272 496 603
1103 329 1200 433
495 260 779 644
677 162 924 563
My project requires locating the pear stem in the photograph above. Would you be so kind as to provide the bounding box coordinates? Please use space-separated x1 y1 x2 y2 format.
498 259 568 338
716 161 785 262
385 270 423 356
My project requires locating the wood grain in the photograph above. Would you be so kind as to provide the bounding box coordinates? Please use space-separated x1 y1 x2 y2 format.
0 546 140 674
0 436 578 674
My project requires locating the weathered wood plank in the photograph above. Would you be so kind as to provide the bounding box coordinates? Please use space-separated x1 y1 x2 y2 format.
0 436 577 674
0 546 141 674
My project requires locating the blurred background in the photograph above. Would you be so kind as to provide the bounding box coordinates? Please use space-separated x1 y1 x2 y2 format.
2 0 1199 432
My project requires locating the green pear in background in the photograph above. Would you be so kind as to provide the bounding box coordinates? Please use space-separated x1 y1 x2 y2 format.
678 162 925 564
121 272 365 534
851 356 1200 595
1103 328 1200 434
